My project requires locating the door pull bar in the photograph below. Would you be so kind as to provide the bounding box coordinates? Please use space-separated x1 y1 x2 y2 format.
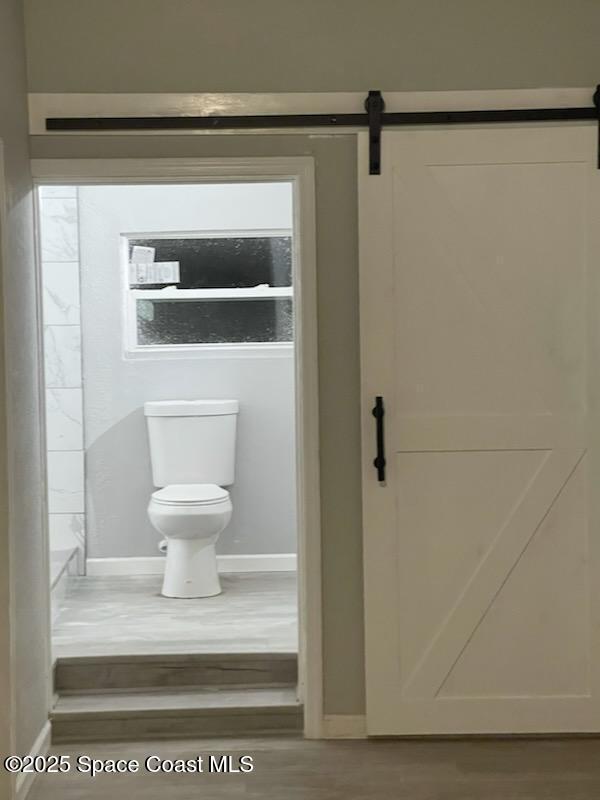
372 396 386 483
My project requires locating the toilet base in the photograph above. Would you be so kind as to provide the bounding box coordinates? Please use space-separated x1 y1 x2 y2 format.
162 537 221 599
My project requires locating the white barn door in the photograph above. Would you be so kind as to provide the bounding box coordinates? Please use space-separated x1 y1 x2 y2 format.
359 125 600 735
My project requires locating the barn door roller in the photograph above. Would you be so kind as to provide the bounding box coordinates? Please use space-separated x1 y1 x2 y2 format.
46 86 600 175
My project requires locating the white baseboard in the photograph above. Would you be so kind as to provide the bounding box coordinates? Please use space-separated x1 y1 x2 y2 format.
16 721 51 800
321 715 367 739
218 554 296 573
86 553 297 577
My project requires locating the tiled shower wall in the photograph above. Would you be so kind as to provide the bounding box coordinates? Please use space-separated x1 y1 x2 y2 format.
39 187 85 573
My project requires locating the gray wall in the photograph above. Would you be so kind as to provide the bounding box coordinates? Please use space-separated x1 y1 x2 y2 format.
24 0 600 94
1 0 48 767
78 184 296 559
25 0 600 719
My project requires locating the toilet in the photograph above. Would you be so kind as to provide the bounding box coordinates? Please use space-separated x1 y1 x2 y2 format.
144 399 239 598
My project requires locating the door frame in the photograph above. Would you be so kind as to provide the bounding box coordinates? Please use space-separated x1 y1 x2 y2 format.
0 140 16 799
31 155 324 738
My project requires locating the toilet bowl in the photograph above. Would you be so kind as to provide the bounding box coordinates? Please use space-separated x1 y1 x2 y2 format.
148 483 232 598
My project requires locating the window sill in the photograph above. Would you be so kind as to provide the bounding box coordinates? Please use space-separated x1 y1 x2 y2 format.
123 342 294 361
132 287 293 301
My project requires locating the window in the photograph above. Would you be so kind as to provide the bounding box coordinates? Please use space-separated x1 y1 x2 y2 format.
123 230 294 353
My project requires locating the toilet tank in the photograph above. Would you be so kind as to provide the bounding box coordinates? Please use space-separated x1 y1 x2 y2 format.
144 399 239 487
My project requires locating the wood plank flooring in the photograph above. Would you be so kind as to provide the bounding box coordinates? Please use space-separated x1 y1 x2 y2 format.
52 688 302 743
52 572 298 658
54 652 298 692
29 736 600 799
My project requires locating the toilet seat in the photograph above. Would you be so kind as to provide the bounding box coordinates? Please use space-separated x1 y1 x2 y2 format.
151 483 230 507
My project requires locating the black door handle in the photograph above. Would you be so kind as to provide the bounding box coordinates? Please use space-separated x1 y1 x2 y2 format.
372 396 386 482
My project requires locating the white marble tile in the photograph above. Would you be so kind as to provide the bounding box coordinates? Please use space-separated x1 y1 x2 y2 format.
40 186 77 199
50 547 80 591
49 513 86 551
43 262 80 325
46 388 83 450
48 452 85 513
40 198 78 261
45 326 82 388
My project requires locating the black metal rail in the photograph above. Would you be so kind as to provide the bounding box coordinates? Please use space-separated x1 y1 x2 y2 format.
45 88 600 174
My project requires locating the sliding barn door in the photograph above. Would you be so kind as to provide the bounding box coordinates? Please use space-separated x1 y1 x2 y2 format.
359 125 600 735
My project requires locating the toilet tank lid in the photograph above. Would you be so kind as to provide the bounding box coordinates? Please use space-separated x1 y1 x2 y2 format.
144 399 239 417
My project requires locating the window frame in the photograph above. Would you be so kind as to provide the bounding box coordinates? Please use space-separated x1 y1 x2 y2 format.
121 227 294 358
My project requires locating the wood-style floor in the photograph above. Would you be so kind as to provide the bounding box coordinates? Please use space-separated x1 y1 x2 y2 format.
52 572 298 658
29 736 600 799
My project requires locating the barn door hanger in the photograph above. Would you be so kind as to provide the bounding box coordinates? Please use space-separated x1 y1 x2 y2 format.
365 90 385 176
366 85 600 176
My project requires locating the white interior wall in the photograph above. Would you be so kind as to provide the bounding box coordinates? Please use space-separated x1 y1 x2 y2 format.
77 183 297 560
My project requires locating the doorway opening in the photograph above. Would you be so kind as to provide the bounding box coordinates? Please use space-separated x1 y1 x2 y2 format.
35 160 321 741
